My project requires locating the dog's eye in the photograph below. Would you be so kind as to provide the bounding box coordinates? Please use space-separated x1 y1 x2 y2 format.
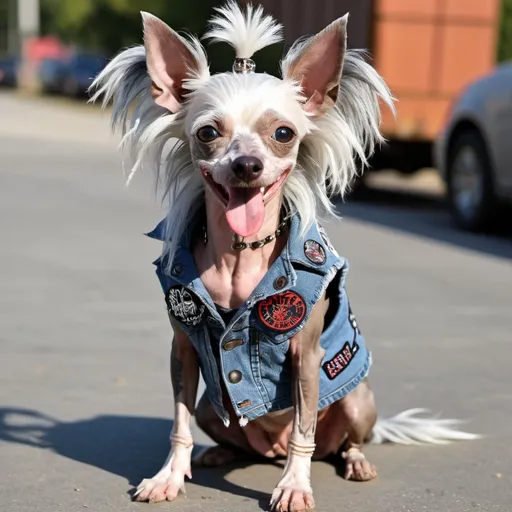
272 127 294 143
197 126 220 143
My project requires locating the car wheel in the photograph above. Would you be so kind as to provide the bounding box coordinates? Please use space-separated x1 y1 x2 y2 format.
447 130 496 232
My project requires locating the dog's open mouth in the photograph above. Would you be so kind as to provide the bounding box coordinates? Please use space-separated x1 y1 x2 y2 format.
201 168 291 238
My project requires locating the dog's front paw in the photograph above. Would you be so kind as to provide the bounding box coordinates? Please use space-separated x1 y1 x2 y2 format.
133 446 192 503
270 456 315 512
133 472 186 503
269 486 315 512
270 453 315 511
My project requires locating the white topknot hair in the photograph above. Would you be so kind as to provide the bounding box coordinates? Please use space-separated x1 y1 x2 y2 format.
203 0 283 58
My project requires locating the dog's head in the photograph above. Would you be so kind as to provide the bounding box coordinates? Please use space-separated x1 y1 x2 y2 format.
143 3 351 237
91 1 393 256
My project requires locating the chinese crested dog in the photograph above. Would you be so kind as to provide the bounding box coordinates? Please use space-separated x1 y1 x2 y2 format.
91 2 479 510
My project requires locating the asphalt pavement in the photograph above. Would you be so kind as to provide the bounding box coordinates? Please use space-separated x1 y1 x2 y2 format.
1 91 512 512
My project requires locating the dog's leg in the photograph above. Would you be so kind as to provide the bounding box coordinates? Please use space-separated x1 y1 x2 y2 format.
336 379 378 481
313 378 377 480
134 321 199 503
194 391 260 466
270 298 328 512
341 379 378 481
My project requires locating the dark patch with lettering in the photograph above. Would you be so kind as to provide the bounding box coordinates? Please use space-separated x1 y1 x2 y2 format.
165 286 205 327
257 291 307 332
322 300 362 380
322 341 359 380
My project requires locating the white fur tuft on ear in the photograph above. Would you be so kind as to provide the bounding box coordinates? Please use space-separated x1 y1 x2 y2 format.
203 0 283 58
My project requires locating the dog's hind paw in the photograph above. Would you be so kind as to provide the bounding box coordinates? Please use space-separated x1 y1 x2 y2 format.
342 447 378 481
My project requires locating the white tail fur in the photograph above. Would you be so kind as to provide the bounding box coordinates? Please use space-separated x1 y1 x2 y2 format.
370 408 481 445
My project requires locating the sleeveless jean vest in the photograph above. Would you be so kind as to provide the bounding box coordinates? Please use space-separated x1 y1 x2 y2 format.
146 214 371 427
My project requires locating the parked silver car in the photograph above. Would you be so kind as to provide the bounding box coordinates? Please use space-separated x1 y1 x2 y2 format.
434 63 512 231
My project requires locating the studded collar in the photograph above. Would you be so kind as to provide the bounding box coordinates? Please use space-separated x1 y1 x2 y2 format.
146 213 339 299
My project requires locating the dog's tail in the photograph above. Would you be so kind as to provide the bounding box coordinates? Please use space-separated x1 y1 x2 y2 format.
369 408 481 445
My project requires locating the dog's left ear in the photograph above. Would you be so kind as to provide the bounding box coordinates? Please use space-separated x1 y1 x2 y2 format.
282 15 347 116
142 11 205 113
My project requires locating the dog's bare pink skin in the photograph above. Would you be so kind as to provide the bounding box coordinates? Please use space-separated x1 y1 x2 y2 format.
269 295 327 511
142 12 202 114
194 191 286 309
133 320 199 502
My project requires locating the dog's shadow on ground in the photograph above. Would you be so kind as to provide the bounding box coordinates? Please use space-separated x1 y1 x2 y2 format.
0 407 274 509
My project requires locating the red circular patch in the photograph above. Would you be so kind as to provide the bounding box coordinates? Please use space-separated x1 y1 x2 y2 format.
257 291 307 332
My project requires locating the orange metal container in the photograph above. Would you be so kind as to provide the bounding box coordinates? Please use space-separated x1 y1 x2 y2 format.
254 0 501 142
374 0 501 139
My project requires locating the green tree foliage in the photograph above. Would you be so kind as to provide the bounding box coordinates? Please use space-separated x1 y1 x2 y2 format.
498 0 512 61
41 0 215 55
39 0 283 74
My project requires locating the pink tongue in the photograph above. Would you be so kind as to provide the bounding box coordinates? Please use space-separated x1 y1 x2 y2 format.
225 187 265 237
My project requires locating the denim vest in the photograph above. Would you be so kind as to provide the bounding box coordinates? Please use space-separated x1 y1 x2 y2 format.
146 214 371 427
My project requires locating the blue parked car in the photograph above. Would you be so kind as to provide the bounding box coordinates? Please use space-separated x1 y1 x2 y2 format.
38 52 106 97
0 56 18 87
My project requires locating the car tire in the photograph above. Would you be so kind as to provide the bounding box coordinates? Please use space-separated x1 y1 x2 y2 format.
446 129 496 232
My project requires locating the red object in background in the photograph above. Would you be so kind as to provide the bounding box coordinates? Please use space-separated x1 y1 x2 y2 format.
18 36 71 91
23 35 70 64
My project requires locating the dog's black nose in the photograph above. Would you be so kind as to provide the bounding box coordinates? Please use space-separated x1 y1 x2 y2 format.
231 156 263 182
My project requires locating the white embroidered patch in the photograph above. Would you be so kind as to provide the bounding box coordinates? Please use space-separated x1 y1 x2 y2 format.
166 286 205 327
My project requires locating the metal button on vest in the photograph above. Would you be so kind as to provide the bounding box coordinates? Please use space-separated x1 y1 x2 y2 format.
274 276 288 290
171 264 183 276
228 370 243 384
222 339 244 351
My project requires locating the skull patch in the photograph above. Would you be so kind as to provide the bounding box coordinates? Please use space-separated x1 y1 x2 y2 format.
166 286 205 327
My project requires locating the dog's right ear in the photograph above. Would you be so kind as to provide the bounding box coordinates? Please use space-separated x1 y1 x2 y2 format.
142 12 205 113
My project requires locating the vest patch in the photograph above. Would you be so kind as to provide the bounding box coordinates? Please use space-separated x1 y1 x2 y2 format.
304 239 326 264
166 286 205 327
257 291 306 332
322 341 359 380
